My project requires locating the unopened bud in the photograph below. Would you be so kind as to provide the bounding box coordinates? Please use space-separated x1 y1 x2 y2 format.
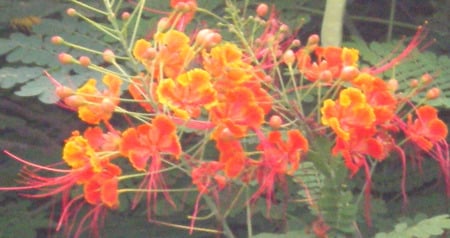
307 34 320 46
78 56 91 67
103 49 115 63
426 87 440 99
55 86 74 99
121 11 130 21
58 52 74 64
421 73 433 84
282 50 295 66
387 78 398 92
291 39 301 47
269 115 283 129
339 66 359 81
256 3 269 17
157 17 169 32
410 79 419 88
51 36 64 45
66 8 76 16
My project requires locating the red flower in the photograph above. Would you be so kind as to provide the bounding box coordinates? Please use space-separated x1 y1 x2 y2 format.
84 162 121 208
296 47 359 82
120 115 182 171
210 87 265 139
215 138 248 178
406 105 448 151
251 129 308 210
119 115 182 216
75 74 122 124
191 161 226 194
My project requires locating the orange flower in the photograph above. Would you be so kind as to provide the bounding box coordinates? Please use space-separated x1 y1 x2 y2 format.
406 105 448 151
133 39 156 63
260 130 309 175
191 161 226 194
120 115 182 171
321 87 376 141
84 162 121 208
210 87 265 139
296 46 359 82
76 74 122 124
250 129 308 211
63 128 120 174
352 73 397 124
153 30 194 78
157 69 217 119
215 138 248 178
202 43 253 88
332 128 389 175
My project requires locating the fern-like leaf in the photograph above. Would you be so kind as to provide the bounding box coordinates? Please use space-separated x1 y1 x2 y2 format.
374 214 450 238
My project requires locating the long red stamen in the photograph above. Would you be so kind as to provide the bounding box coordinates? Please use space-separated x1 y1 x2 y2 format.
368 25 427 75
3 150 71 173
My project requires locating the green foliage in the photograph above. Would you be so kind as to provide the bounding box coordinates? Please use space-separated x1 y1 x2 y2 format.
344 36 450 109
0 199 50 238
0 15 109 103
293 137 357 234
374 214 450 238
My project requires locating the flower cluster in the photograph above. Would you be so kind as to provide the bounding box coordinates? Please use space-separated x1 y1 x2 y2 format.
1 0 448 237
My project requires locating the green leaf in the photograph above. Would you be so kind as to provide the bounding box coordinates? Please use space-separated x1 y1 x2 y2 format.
375 214 450 238
0 66 43 88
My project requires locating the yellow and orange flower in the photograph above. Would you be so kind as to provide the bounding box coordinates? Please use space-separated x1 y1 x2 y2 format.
321 87 376 141
153 30 194 79
76 74 122 125
352 73 397 124
157 69 217 119
202 43 253 89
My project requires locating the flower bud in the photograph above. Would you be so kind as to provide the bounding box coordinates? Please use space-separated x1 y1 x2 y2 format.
121 11 130 21
256 3 269 17
51 36 64 45
66 8 76 16
421 73 433 84
339 66 359 81
157 17 169 32
387 78 398 92
282 49 295 66
291 39 301 47
269 115 283 129
55 86 74 99
78 56 91 67
307 34 320 46
103 49 115 63
58 53 74 64
426 87 440 100
410 79 419 88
